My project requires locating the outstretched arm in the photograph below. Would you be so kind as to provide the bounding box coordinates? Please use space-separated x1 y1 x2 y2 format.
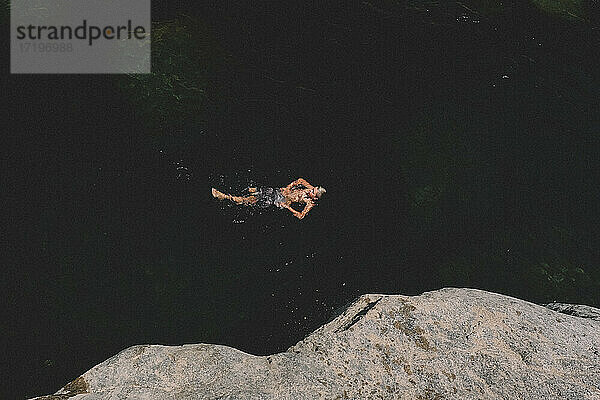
283 202 314 220
298 203 314 219
282 204 302 219
286 178 314 190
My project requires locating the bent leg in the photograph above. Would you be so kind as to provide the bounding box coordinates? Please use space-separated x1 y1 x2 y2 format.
229 194 257 205
212 188 256 205
212 188 228 200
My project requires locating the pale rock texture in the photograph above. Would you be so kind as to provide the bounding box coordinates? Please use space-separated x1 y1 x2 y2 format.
33 288 600 400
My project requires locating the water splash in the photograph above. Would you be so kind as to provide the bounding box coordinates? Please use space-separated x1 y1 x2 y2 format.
173 160 192 181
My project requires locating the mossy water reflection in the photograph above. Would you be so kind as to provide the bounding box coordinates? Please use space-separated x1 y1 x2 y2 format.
117 17 224 135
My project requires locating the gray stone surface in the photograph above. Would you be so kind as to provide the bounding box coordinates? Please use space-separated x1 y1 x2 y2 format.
33 288 600 399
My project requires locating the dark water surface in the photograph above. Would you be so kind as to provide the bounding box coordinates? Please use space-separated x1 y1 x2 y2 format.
4 2 600 398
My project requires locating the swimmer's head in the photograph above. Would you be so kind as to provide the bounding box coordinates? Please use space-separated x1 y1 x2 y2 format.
314 186 326 198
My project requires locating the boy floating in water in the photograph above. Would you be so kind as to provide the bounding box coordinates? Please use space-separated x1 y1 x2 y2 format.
212 178 326 219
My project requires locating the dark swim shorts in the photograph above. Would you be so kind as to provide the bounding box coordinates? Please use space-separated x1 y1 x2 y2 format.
255 187 285 208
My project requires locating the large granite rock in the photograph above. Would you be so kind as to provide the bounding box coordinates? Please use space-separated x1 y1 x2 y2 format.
33 288 600 399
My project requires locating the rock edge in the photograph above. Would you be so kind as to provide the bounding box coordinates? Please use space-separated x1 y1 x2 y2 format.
32 288 600 400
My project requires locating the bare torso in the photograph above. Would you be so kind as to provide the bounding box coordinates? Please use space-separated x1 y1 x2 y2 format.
280 186 315 204
277 178 323 219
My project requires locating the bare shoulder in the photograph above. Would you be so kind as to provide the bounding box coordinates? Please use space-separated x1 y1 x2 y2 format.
295 177 312 185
